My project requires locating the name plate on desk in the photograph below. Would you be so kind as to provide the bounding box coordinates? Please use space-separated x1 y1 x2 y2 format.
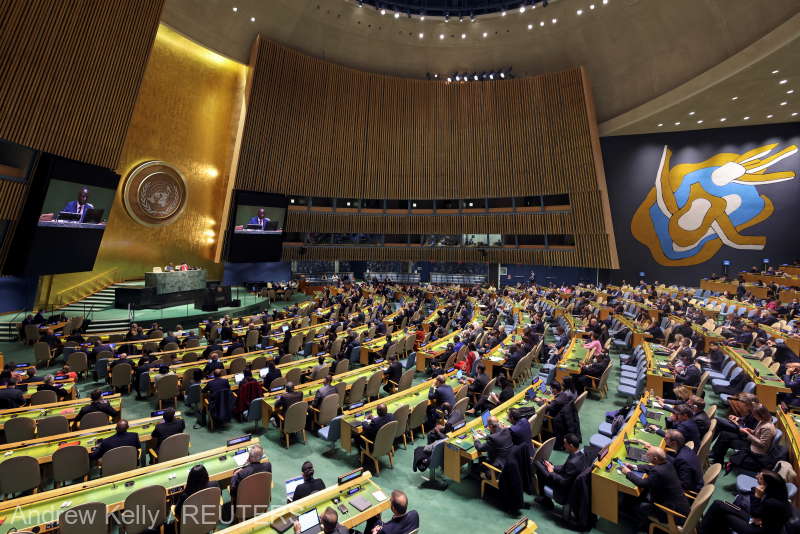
145 269 207 294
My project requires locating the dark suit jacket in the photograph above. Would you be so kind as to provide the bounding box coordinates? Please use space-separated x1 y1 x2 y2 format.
476 427 514 469
669 446 703 492
292 478 325 501
151 419 186 449
220 327 234 341
363 413 396 443
225 342 244 356
627 461 690 516
201 345 223 359
91 431 141 460
548 450 586 503
230 461 272 498
77 400 119 421
676 365 701 387
692 411 710 437
262 368 282 389
203 360 225 375
385 361 403 384
274 390 303 414
429 384 456 407
510 419 532 446
546 392 573 417
0 388 25 408
469 373 490 395
203 377 231 395
379 510 420 534
312 384 337 408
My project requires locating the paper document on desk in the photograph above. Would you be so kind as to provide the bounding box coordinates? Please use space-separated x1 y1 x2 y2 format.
372 490 387 501
234 452 248 467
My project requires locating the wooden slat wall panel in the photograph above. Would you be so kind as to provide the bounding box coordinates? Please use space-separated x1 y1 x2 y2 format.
238 38 617 268
0 0 164 169
0 180 26 220
286 212 573 235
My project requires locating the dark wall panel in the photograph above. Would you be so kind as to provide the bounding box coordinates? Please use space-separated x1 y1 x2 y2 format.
603 122 800 285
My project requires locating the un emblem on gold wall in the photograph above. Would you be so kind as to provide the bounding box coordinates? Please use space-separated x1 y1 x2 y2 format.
123 161 187 226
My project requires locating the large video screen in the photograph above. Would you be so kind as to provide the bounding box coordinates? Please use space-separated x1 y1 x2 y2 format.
37 179 114 229
225 191 288 262
3 153 120 276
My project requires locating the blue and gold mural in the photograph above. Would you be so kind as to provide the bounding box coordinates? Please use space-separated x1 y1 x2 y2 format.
632 143 797 266
602 123 800 285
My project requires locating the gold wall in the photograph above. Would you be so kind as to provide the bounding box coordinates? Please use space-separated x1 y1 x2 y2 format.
43 25 246 302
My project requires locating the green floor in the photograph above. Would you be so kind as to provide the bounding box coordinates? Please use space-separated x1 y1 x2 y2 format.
0 308 741 534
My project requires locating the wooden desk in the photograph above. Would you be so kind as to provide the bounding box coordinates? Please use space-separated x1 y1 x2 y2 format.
759 324 800 356
443 386 539 483
482 333 523 378
778 409 800 506
554 338 592 383
339 371 460 452
643 343 676 398
416 330 461 372
613 314 650 347
0 439 259 533
742 272 800 288
0 393 122 431
214 472 389 534
591 394 666 523
724 346 789 411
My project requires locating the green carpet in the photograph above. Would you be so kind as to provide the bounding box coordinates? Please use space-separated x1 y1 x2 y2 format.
0 304 741 534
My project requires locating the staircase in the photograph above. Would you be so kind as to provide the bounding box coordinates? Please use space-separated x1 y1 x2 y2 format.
0 321 20 342
84 317 131 334
59 285 119 313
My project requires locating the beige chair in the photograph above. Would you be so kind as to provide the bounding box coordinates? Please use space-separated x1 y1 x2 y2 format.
185 338 201 349
182 351 199 363
284 367 303 385
59 501 107 534
0 455 41 497
25 324 41 345
150 432 190 463
163 342 179 352
696 419 717 470
31 389 58 405
360 420 398 475
101 445 139 477
529 407 547 445
647 484 714 534
278 401 308 447
330 337 344 358
122 485 167 534
66 351 89 379
177 486 221 534
393 404 411 449
37 415 70 437
155 374 180 409
251 356 267 370
348 376 367 405
312 365 331 381
231 346 246 356
407 399 428 440
245 330 260 351
5 416 36 442
33 341 54 367
52 445 90 487
80 411 111 429
452 397 469 419
334 381 347 409
111 362 133 393
686 464 722 501
278 354 293 365
334 359 349 375
270 376 287 389
364 371 383 401
310 393 339 429
234 471 272 522
586 362 613 399
395 369 414 393
573 391 588 414
454 383 468 401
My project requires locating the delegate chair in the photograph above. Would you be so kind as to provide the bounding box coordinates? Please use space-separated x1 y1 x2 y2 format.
647 484 714 534
310 393 339 430
234 471 272 522
80 411 111 429
177 486 221 534
122 485 167 534
37 415 70 437
360 420 397 475
52 445 90 487
59 502 107 534
150 432 190 463
101 445 139 477
5 417 35 442
30 389 58 406
0 455 41 498
278 401 308 448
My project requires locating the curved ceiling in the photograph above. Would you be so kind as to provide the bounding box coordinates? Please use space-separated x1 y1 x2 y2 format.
162 0 800 125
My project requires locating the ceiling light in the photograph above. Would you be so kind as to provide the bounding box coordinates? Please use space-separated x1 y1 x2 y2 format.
519 6 526 13
603 0 608 4
688 111 695 116
577 9 583 15
551 18 557 24
250 16 255 22
232 7 238 12
412 203 417 208
420 15 425 21
447 77 452 82
482 31 488 37
501 10 507 16
780 101 788 106
731 96 738 100
489 74 494 80
720 118 726 122
697 120 703 124
380 8 386 15
779 79 788 84
500 72 505 78
394 12 400 18
419 32 424 38
674 121 681 126
792 112 798 117
474 75 478 80
539 21 544 26
461 33 466 39
771 69 780 74
439 33 444 39
458 16 463 22
590 4 596 9
743 116 750 120
767 114 773 118
528 23 533 29
455 75 460 81
787 89 795 94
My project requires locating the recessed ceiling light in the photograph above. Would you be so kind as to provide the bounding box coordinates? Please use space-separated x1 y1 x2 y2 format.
792 112 798 117
590 4 596 9
731 96 738 101
657 123 663 127
577 9 583 15
779 79 788 84
603 0 609 4
501 10 507 16
743 116 750 120
787 89 795 94
232 7 238 12
419 33 424 38
519 6 526 13
697 120 703 124
439 34 444 39
767 114 774 118
420 16 425 21
674 121 681 126
688 111 695 116
482 32 488 37
461 33 466 39
780 101 788 106
552 18 557 24
528 23 533 29
380 8 386 15
771 70 780 74
250 16 255 22
394 12 400 18
720 118 726 122
540 21 544 26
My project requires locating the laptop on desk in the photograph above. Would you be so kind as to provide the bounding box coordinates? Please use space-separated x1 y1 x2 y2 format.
625 441 649 462
83 208 104 224
296 509 322 534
